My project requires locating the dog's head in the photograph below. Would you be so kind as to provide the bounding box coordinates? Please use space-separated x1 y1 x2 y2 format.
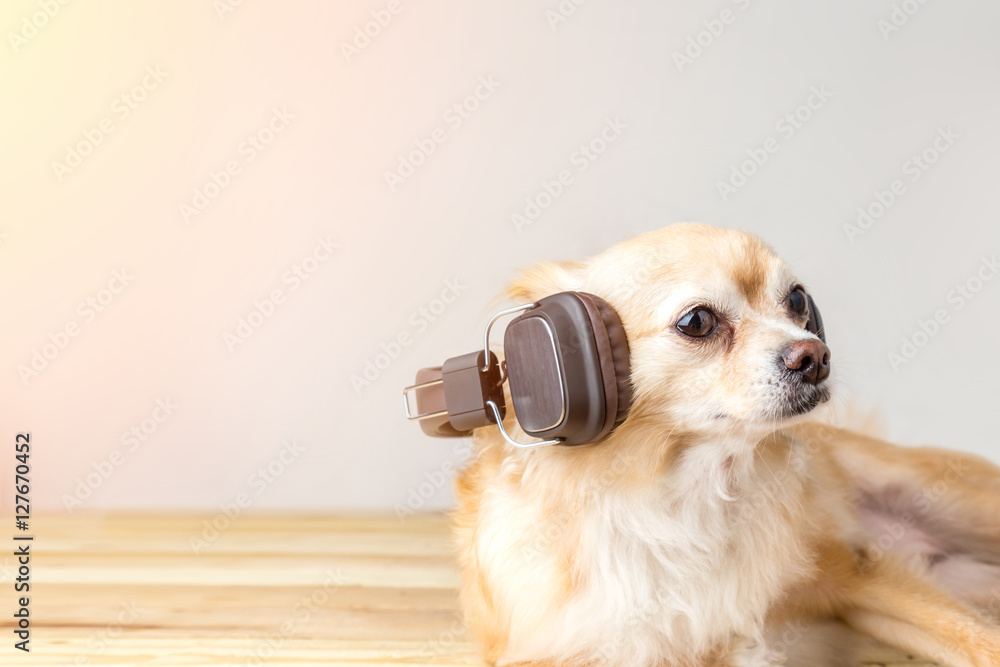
509 224 831 441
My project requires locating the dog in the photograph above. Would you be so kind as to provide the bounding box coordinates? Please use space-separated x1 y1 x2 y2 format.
452 224 1000 667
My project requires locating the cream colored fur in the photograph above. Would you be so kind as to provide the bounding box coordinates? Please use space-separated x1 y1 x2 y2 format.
453 224 1000 667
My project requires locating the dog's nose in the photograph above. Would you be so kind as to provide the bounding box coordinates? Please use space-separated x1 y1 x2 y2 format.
780 339 831 385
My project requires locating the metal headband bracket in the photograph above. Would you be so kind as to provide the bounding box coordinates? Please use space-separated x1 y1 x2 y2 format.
402 377 446 421
482 302 536 371
486 400 562 448
401 300 565 448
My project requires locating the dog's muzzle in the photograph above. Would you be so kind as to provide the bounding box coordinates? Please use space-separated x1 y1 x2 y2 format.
779 339 831 386
776 338 831 417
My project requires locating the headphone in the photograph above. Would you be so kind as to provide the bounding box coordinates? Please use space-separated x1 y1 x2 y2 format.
403 291 824 447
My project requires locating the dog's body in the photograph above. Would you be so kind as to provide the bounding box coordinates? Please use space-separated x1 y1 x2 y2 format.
453 225 1000 666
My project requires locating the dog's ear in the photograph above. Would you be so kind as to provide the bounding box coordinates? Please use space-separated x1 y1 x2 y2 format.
508 260 587 303
806 294 825 343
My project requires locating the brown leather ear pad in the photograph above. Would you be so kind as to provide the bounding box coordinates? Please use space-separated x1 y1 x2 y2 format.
574 292 632 437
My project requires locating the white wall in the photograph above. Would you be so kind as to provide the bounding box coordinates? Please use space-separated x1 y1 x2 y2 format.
3 0 999 513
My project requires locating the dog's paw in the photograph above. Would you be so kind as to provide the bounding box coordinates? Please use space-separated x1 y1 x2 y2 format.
728 636 788 667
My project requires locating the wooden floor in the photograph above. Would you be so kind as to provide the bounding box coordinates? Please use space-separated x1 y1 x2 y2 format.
0 515 936 666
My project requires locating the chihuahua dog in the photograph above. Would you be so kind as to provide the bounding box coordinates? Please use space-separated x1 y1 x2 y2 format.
453 224 1000 667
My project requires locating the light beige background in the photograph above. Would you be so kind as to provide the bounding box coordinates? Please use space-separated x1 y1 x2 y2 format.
2 0 999 513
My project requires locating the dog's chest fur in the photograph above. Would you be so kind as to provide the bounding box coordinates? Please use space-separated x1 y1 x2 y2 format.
479 438 819 666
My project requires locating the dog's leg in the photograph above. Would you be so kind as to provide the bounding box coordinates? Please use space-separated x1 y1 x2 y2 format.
821 544 1000 667
800 423 1000 610
806 424 1000 530
723 636 788 667
821 424 1000 534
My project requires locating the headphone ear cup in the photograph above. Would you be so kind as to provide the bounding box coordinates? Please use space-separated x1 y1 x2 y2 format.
574 292 632 435
806 294 825 343
505 292 632 446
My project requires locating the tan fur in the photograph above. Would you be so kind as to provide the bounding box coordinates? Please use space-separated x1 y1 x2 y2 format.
453 224 1000 667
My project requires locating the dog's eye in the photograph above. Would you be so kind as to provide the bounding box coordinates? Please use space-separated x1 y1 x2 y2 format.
788 288 808 317
677 308 717 337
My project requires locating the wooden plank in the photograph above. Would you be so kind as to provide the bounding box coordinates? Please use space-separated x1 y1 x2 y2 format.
0 515 935 666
